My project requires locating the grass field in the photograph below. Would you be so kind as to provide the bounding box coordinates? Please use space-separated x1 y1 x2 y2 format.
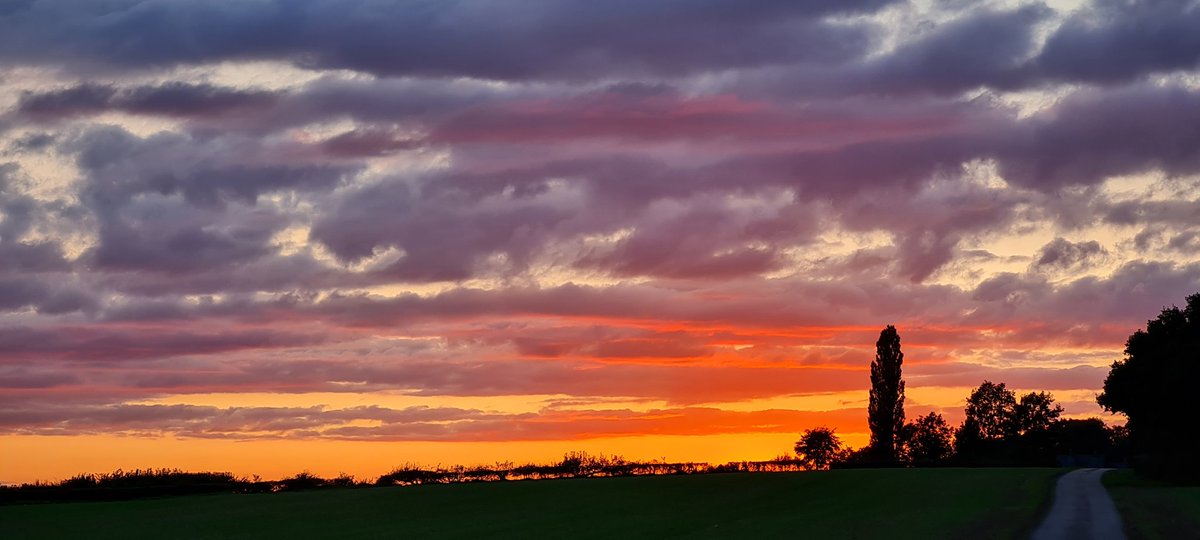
2 468 1061 539
1104 469 1200 540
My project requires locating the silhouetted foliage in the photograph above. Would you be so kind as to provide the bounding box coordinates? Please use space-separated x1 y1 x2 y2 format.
373 453 719 487
1049 418 1111 455
955 381 1016 465
962 381 1017 441
0 469 260 504
1010 391 1064 465
1098 292 1200 482
278 471 328 491
1013 392 1064 435
794 427 846 471
899 412 955 466
829 446 880 469
867 326 906 463
953 381 1069 466
327 473 359 488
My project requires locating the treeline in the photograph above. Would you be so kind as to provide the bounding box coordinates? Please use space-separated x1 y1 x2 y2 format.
0 468 373 504
794 324 1132 471
1 469 265 504
796 291 1200 484
794 381 1128 471
1 453 811 504
375 453 710 485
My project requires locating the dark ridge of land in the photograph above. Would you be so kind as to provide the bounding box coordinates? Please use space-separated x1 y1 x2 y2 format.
0 468 1061 540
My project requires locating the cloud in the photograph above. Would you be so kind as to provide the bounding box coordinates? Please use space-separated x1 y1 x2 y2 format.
0 0 894 79
829 4 1053 96
1033 238 1105 272
15 82 280 122
1032 0 1200 85
71 126 359 209
0 400 873 441
0 325 326 362
0 276 94 314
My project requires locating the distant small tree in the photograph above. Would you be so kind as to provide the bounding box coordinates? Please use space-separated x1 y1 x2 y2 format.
899 412 955 466
1098 292 1200 482
868 325 906 462
794 427 845 471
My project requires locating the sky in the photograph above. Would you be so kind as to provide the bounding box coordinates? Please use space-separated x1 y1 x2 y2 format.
2 0 1200 484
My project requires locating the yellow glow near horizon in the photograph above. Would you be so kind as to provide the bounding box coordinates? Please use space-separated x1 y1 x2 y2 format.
0 431 870 485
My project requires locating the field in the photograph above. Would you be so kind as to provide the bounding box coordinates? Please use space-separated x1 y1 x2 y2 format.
1104 469 1200 540
2 468 1061 539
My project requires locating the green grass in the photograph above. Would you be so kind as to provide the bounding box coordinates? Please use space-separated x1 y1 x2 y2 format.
1 468 1061 539
1104 469 1200 540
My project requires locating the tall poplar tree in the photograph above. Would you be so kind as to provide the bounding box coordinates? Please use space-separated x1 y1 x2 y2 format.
868 325 906 462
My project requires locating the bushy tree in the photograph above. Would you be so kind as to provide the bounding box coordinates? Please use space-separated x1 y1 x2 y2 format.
1013 391 1064 436
899 412 955 466
962 381 1016 441
955 382 1064 465
1049 418 1113 455
1011 391 1064 465
1098 292 1200 482
794 427 845 471
868 325 906 462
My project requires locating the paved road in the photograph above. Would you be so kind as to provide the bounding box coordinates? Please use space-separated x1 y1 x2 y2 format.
1031 468 1126 540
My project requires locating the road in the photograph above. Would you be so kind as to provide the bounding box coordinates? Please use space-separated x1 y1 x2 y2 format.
1031 468 1126 540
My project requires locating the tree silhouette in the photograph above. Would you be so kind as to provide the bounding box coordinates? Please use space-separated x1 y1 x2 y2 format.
962 380 1016 441
794 427 844 471
1011 391 1063 465
1049 418 1113 456
1013 391 1063 436
1098 292 1200 482
899 412 955 466
954 381 1067 465
954 381 1016 464
868 325 906 462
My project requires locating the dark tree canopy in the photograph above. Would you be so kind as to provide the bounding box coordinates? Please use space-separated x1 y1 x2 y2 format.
1049 418 1115 456
868 325 906 461
962 380 1016 441
899 412 955 466
794 427 845 471
1098 292 1200 481
1013 391 1063 436
954 381 1066 466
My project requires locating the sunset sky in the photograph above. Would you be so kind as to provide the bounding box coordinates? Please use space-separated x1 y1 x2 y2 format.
3 0 1200 484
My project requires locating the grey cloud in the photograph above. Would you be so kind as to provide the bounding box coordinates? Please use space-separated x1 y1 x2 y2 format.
7 132 56 152
0 368 78 389
1033 237 1105 271
0 0 894 79
994 85 1200 189
1103 197 1200 227
71 126 358 209
84 197 284 275
1033 0 1200 85
309 173 575 280
841 4 1052 95
0 276 95 315
0 325 326 362
1166 230 1200 253
16 82 280 121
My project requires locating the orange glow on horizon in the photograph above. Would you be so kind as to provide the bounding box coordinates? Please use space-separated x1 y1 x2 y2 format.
0 431 871 485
